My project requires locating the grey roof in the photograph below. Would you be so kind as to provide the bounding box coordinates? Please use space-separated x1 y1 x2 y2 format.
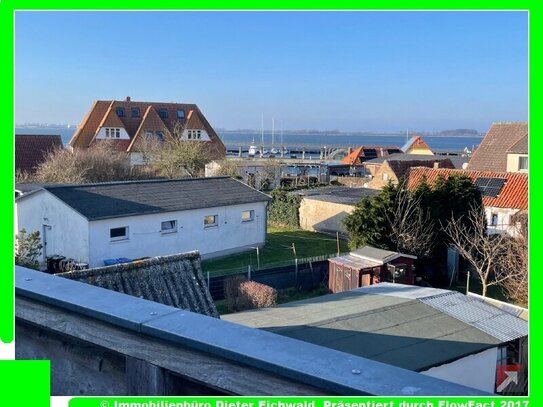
350 245 417 262
365 153 453 165
329 254 382 269
224 285 503 371
28 177 271 220
295 186 380 205
57 251 219 318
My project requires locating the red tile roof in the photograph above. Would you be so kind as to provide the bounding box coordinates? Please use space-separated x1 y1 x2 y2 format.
15 134 63 173
341 145 401 165
468 122 528 172
406 167 528 210
69 99 225 159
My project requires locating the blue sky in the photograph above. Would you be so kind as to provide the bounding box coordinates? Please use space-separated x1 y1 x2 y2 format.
15 11 528 132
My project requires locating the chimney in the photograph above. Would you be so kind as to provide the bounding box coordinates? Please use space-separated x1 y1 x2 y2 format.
348 147 353 155
126 96 131 102
434 162 440 169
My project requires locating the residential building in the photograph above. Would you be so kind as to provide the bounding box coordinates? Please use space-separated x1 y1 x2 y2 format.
341 145 402 166
406 167 528 236
15 177 271 267
328 246 417 292
224 283 528 394
506 134 528 173
15 134 63 174
295 186 380 235
468 122 528 172
365 157 455 189
68 97 226 165
401 135 434 155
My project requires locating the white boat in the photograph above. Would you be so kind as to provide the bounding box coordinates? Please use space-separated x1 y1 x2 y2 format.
248 137 258 156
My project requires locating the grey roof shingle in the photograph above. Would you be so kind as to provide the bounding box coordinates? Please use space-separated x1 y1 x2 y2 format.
37 177 271 220
57 251 219 318
292 186 380 205
365 153 453 165
507 135 528 154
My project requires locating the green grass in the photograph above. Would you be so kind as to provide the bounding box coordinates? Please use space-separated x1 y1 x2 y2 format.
202 224 349 275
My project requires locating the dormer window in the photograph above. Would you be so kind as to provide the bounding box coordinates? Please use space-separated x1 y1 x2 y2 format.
116 107 125 117
177 109 185 119
105 128 121 138
156 131 165 141
131 107 140 118
159 108 168 119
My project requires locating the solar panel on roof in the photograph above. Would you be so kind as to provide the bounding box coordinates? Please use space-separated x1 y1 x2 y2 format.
363 148 378 158
474 177 506 197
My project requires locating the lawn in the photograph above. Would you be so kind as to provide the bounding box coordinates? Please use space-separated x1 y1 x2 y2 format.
201 225 349 275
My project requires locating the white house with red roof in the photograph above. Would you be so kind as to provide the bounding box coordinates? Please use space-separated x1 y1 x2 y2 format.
68 97 226 165
406 167 528 236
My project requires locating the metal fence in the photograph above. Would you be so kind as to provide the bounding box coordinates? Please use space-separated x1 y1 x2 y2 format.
204 252 345 300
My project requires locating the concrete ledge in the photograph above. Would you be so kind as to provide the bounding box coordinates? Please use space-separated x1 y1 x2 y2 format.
16 266 491 396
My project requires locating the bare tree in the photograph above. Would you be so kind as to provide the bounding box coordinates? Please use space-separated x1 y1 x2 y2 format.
258 158 282 190
35 142 145 184
213 159 240 178
143 121 211 179
444 203 513 297
497 218 528 307
385 182 436 257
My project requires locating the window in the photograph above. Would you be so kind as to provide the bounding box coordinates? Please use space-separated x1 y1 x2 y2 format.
159 108 168 119
518 156 528 171
196 130 202 139
242 210 254 222
110 226 128 241
187 130 192 139
491 214 498 227
161 220 177 234
104 128 121 138
131 107 140 118
204 215 218 228
382 172 389 181
116 107 125 117
155 131 165 141
177 109 185 119
145 131 154 138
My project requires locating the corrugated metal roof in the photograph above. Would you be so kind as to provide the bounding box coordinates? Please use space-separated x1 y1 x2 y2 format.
420 292 527 342
330 254 382 269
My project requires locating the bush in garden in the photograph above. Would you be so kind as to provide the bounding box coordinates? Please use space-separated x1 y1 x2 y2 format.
239 281 278 309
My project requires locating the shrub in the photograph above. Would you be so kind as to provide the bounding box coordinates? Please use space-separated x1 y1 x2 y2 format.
224 275 277 311
224 275 247 311
15 228 43 270
268 189 302 228
239 281 278 309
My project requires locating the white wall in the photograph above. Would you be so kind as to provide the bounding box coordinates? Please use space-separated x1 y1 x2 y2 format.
485 206 521 237
421 347 498 393
87 202 268 267
16 191 90 263
181 129 211 141
95 127 130 140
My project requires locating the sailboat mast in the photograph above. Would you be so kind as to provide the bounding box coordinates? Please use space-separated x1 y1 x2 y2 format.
272 118 275 147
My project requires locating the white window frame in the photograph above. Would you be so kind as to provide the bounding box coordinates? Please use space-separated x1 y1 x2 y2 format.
110 226 129 242
204 215 218 228
241 210 255 222
161 220 177 234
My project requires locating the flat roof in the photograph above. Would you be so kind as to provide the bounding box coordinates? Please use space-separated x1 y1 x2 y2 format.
224 285 508 372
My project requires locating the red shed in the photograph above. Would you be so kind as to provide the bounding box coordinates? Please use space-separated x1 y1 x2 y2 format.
328 246 417 293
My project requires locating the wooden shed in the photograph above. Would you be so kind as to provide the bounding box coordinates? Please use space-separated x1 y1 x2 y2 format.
328 246 417 293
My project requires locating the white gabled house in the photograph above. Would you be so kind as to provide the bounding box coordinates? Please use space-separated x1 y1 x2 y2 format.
15 177 271 268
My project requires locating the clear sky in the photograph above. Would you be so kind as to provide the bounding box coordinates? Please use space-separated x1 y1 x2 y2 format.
15 11 528 132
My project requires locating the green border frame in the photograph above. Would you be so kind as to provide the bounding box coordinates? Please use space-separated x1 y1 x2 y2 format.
1 2 540 405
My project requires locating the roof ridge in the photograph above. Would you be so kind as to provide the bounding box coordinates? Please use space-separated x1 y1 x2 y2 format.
43 176 232 190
